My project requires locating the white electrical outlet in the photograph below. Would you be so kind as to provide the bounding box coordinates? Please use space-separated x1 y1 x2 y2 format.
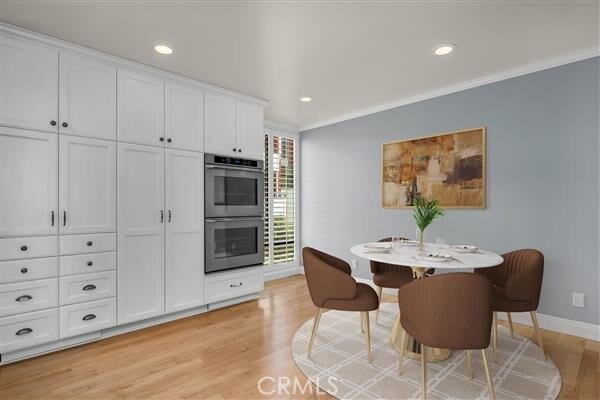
572 292 585 308
351 259 358 269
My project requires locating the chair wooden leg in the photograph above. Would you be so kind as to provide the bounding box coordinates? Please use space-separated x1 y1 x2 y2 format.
363 311 373 363
492 311 498 361
398 328 407 374
360 312 365 333
506 312 515 339
466 350 473 379
481 349 496 400
530 311 548 360
421 344 427 400
375 286 383 324
307 308 323 355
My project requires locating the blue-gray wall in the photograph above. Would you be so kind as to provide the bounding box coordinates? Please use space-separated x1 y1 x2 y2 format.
300 57 599 325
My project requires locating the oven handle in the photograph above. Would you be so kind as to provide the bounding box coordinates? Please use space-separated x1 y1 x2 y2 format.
206 217 264 223
205 164 263 173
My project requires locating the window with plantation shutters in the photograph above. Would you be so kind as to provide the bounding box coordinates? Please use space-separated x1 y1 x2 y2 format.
264 131 297 266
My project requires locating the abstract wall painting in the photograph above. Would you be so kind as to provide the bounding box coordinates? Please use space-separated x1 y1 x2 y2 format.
382 127 486 208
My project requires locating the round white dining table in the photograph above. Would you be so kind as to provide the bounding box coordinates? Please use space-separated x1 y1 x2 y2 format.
350 241 503 362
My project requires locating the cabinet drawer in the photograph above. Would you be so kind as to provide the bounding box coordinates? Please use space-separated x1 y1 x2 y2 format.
0 278 58 316
59 233 116 255
59 271 116 305
205 268 264 304
60 252 116 276
0 308 59 353
0 236 58 261
0 257 58 284
59 297 116 339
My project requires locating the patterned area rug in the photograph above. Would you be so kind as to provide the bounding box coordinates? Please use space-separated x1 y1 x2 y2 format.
292 303 561 399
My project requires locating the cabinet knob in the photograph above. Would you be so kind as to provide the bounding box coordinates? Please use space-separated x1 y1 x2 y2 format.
159 137 165 142
20 245 28 251
167 138 172 143
86 241 93 246
50 120 57 126
233 148 237 152
20 267 28 274
62 122 68 128
238 149 242 153
87 261 93 266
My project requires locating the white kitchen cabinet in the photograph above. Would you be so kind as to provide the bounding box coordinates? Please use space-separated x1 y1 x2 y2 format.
0 128 58 237
165 82 204 152
117 143 165 324
59 136 116 234
236 102 264 160
59 52 116 140
0 35 58 132
205 92 236 156
117 69 165 147
165 149 204 313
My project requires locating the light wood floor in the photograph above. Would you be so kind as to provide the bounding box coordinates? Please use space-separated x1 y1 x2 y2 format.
0 275 598 399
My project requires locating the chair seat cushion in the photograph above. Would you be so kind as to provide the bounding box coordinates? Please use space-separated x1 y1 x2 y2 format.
323 283 379 311
492 285 534 312
373 270 414 289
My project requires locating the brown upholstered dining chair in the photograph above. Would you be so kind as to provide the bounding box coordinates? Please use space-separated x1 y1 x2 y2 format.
302 247 379 363
475 249 546 360
398 273 495 400
371 237 431 323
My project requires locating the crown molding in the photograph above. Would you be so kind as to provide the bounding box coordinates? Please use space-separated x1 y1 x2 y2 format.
300 47 599 132
265 119 299 135
0 22 268 106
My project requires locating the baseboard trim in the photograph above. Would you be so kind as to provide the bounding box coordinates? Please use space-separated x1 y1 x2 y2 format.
264 265 303 282
356 277 599 341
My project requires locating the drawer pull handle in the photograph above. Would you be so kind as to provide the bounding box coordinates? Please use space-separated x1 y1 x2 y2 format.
82 284 96 291
82 314 96 321
230 282 243 288
16 294 33 302
86 241 93 246
20 267 28 274
87 261 93 266
16 328 33 336
20 245 28 251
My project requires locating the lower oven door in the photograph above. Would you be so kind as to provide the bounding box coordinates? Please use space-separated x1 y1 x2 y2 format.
205 217 265 273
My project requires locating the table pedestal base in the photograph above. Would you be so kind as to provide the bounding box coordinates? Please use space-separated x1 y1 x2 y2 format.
390 314 451 362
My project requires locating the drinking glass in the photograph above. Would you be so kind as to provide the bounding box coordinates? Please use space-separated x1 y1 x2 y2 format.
436 238 448 252
391 236 403 253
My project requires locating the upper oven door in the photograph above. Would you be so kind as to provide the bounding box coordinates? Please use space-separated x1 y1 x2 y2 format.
205 164 264 217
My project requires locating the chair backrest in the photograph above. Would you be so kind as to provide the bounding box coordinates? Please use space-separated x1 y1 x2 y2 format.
370 237 410 273
398 273 492 350
302 247 357 308
502 249 544 308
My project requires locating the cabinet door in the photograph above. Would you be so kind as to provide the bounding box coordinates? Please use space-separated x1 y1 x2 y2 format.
0 128 57 237
59 52 116 140
236 102 264 160
204 93 236 157
165 149 204 313
0 36 58 132
165 82 204 152
59 136 116 234
117 143 165 324
117 69 164 147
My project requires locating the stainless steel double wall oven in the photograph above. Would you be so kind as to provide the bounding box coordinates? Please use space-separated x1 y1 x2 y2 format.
204 154 264 273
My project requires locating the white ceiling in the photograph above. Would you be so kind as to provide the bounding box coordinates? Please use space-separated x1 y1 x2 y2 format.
1 1 598 130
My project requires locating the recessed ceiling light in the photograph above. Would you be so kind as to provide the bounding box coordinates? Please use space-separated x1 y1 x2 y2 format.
154 45 173 55
433 44 455 56
300 97 313 102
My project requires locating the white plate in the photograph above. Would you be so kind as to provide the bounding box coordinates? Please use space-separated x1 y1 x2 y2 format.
399 240 419 246
419 254 453 262
364 243 391 250
452 245 479 253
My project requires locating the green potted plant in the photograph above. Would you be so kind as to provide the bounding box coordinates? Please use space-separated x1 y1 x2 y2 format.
412 195 444 252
